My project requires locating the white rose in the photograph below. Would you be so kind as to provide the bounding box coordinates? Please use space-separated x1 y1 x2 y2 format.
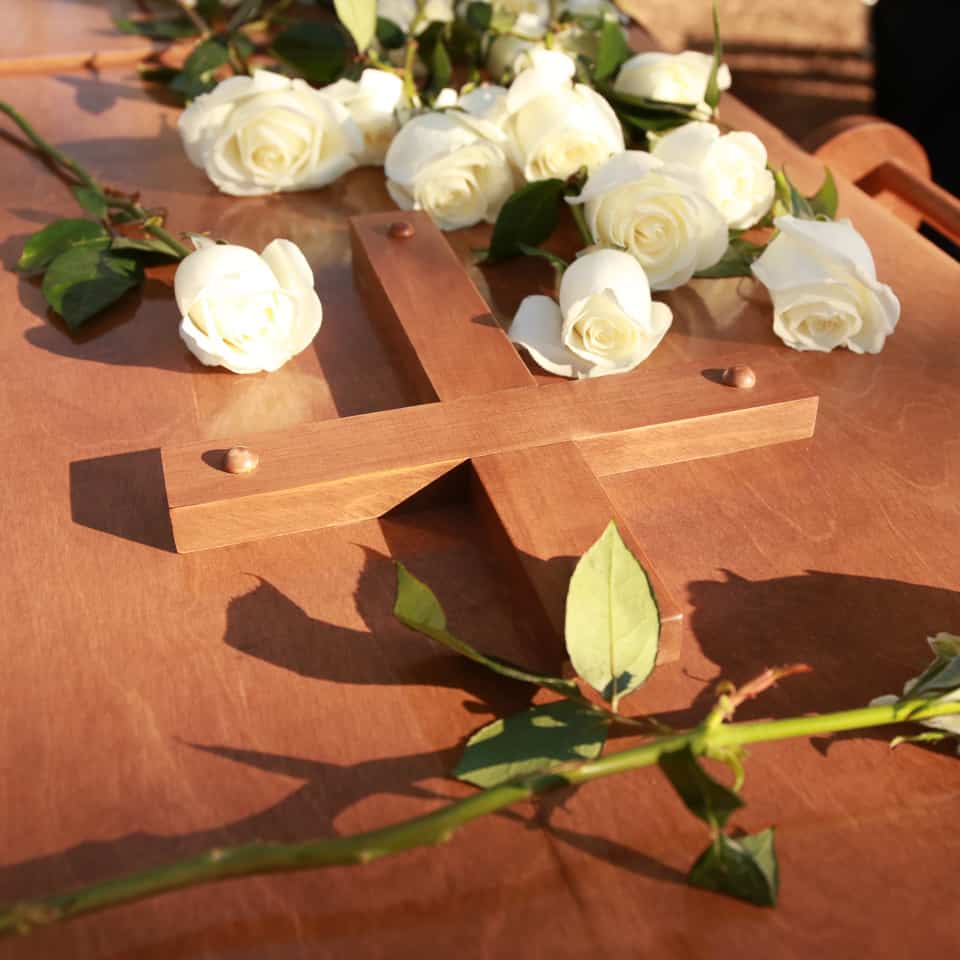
378 0 454 33
569 150 727 290
175 238 323 374
385 110 515 230
614 51 732 113
178 70 364 197
319 69 405 165
504 49 625 182
509 249 673 378
651 121 775 230
751 216 900 354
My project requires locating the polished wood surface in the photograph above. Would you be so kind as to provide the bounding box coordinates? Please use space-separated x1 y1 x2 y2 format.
1 10 959 960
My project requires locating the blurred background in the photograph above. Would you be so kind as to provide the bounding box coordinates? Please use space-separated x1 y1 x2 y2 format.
624 0 871 142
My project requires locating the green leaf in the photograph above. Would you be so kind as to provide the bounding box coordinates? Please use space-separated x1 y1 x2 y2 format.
16 219 109 275
182 37 230 78
807 167 839 219
114 17 200 40
483 179 566 263
687 829 779 907
334 0 377 53
138 65 180 86
376 17 406 50
71 186 109 219
703 0 724 111
41 247 143 329
110 236 183 260
489 9 517 33
594 20 631 82
272 22 348 84
429 39 452 94
455 700 607 788
465 2 492 30
564 521 660 706
394 563 580 698
227 0 262 32
658 745 743 828
694 236 767 279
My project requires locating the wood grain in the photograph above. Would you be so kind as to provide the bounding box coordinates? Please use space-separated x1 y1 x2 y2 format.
161 357 817 550
1 26 959 960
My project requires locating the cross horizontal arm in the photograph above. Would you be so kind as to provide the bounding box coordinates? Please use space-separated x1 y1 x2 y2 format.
161 358 816 552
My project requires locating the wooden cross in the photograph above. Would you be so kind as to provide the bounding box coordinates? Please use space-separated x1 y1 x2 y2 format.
161 212 818 664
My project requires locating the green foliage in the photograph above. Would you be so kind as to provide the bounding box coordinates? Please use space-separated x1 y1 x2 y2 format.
376 17 406 50
429 40 453 94
565 521 659 707
71 186 109 219
334 0 377 53
658 745 743 829
41 246 143 330
17 219 108 275
695 236 768 278
773 167 839 221
465 2 493 31
703 0 724 111
480 179 567 263
114 17 200 40
272 22 349 85
169 38 231 100
688 829 779 906
109 236 185 261
394 563 580 699
807 168 839 219
594 20 631 82
455 701 607 788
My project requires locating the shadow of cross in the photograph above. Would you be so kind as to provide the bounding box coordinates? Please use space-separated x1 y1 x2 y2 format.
160 212 819 664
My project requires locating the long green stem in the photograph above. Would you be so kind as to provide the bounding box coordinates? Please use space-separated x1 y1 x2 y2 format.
1 100 191 259
2 698 956 938
0 101 100 191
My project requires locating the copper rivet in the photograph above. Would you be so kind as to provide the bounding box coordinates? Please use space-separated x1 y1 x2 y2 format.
223 446 259 475
721 364 757 389
388 220 415 239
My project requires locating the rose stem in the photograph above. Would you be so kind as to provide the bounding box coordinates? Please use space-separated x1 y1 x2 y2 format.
0 101 191 259
1 696 956 938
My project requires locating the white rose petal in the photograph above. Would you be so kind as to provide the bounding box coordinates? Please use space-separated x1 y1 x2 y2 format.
510 249 673 378
379 0 454 33
503 49 624 182
751 216 900 354
385 111 515 230
179 69 364 196
651 121 775 230
614 51 732 112
175 239 323 374
319 69 406 165
569 150 728 290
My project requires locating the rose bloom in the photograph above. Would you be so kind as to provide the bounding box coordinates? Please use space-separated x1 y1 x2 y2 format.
175 237 323 374
384 110 515 231
319 69 406 165
651 121 775 230
503 49 624 182
751 216 900 353
568 151 727 291
614 51 731 112
178 70 364 197
509 249 673 378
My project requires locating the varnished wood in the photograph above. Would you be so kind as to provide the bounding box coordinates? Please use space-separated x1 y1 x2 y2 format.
802 115 960 240
161 357 817 550
1 19 960 960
